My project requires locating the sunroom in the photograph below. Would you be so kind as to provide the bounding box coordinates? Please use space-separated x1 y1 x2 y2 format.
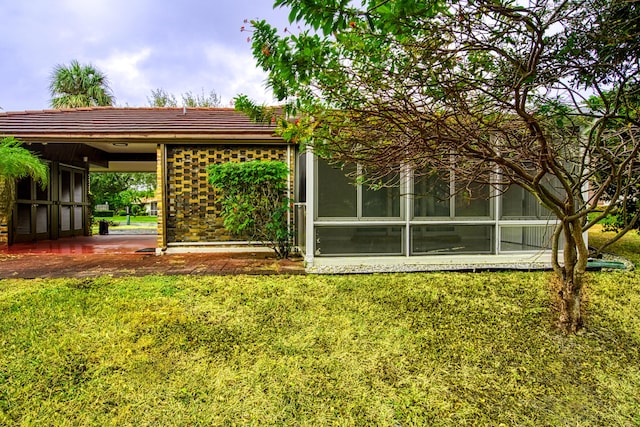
299 151 564 273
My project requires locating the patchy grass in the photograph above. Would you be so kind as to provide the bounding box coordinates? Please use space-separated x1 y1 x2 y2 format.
1 269 639 426
589 224 640 266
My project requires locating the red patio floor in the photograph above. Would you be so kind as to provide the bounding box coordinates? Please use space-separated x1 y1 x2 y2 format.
0 236 305 278
2 235 157 255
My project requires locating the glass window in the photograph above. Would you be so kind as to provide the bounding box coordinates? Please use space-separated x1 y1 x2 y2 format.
74 172 84 202
295 151 306 203
411 225 493 254
36 181 49 201
414 172 450 217
362 171 401 218
317 159 357 217
500 225 561 252
16 178 31 200
60 206 71 231
16 204 31 234
316 226 404 255
74 206 84 230
501 185 552 219
455 181 491 217
36 206 48 234
60 170 71 202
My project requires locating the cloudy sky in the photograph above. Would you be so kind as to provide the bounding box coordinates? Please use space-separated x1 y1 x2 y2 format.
0 0 292 112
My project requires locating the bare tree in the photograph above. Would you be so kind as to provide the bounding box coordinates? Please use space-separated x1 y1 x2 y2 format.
243 0 640 333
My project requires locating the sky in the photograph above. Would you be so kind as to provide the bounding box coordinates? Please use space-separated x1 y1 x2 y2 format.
0 0 292 112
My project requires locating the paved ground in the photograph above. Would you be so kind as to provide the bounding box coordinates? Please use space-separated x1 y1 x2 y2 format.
0 253 305 279
0 235 305 278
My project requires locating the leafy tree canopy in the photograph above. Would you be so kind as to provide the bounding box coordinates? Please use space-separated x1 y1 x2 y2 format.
242 0 640 333
49 60 114 108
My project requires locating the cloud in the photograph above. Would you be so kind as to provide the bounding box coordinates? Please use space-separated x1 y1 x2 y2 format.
202 43 275 106
0 1 290 111
96 48 154 107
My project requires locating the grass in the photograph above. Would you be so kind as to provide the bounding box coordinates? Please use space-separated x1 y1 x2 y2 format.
589 223 640 265
1 264 639 425
108 215 158 224
91 216 157 233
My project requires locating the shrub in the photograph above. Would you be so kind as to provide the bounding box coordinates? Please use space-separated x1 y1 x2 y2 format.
93 210 114 218
208 161 293 258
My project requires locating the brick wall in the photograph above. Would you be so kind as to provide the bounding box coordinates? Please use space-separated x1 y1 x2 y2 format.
0 214 7 248
165 144 292 243
0 178 9 248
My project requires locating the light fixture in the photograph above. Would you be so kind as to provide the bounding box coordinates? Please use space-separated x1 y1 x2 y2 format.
112 143 128 147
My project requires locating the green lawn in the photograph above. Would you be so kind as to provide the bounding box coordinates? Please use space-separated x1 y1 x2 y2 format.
108 215 158 224
92 216 157 233
589 224 640 265
1 230 639 425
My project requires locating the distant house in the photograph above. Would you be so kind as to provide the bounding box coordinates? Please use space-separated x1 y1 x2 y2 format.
138 197 158 216
0 107 562 272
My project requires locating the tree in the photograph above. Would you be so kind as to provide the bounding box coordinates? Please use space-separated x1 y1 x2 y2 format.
0 137 49 224
147 88 178 107
49 60 114 108
242 0 640 333
182 89 221 107
147 88 221 108
90 172 155 213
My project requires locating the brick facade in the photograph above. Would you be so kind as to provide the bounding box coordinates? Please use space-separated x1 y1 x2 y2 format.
0 178 10 248
0 215 7 248
165 144 292 243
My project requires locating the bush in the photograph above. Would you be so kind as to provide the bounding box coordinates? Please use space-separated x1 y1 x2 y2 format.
208 161 293 258
93 210 114 218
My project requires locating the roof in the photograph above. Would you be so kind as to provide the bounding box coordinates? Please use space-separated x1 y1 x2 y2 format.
0 107 281 142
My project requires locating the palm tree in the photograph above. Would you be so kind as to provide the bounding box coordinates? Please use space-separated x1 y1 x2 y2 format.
0 137 49 222
49 60 114 108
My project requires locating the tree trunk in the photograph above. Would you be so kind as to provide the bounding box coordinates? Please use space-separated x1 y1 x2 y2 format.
556 219 590 334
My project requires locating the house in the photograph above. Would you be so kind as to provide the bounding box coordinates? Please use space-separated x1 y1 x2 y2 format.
138 197 158 216
0 107 561 272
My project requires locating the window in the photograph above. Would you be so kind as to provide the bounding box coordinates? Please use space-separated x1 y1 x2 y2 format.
501 185 552 220
411 225 493 254
413 172 450 217
455 181 491 217
362 169 401 218
316 226 404 255
316 159 401 218
500 225 560 252
317 160 357 217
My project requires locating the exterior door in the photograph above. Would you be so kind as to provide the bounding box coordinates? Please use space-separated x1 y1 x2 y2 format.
13 176 51 242
58 167 87 238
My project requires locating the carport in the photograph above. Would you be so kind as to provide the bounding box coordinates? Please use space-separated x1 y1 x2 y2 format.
0 107 287 253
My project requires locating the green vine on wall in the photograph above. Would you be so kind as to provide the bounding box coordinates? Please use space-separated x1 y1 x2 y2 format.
207 160 293 259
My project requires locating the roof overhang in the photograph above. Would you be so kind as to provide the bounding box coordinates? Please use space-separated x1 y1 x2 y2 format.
0 107 287 172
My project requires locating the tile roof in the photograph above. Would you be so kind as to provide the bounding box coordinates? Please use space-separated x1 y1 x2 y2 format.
0 107 280 140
